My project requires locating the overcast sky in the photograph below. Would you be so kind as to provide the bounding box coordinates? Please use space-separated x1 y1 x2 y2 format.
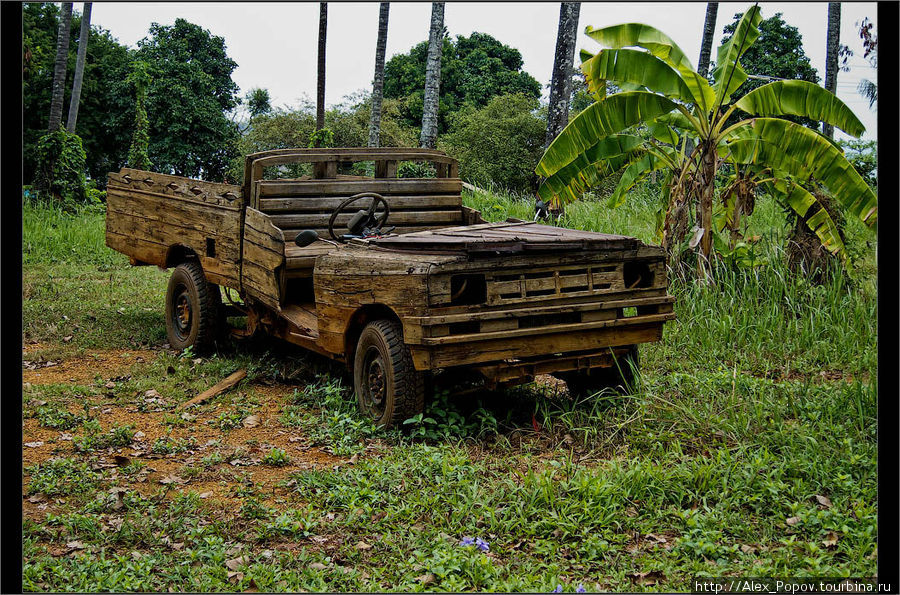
86 2 878 140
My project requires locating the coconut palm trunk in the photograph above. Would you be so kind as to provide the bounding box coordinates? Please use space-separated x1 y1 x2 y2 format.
823 2 841 138
697 2 718 78
315 2 328 141
48 2 73 132
368 3 390 147
545 2 582 149
419 2 445 149
66 2 92 133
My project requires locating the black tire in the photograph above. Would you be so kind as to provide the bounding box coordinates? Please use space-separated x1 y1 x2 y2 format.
353 319 424 427
557 345 640 399
165 260 221 353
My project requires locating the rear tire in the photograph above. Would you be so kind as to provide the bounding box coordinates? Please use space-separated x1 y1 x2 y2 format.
353 319 424 428
557 345 640 399
165 260 221 353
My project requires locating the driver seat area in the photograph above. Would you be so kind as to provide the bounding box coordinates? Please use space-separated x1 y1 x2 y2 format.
258 176 465 279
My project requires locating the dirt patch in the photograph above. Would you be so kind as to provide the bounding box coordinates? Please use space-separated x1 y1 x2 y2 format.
23 347 158 385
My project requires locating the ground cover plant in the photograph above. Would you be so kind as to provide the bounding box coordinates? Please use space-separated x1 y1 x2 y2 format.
22 192 876 592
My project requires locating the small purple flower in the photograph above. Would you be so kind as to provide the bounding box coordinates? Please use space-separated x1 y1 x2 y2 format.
460 536 475 547
551 585 563 593
576 585 586 593
475 537 490 552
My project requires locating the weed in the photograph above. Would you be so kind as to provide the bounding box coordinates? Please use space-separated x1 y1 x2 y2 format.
261 447 291 467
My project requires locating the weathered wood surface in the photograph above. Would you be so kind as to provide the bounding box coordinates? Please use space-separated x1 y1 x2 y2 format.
260 194 462 212
280 303 318 338
105 168 243 289
241 208 285 311
257 178 462 198
370 222 639 254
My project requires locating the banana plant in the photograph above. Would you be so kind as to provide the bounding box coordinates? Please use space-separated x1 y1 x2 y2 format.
535 5 876 272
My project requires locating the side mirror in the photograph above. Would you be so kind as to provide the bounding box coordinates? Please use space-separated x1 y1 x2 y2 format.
294 229 319 247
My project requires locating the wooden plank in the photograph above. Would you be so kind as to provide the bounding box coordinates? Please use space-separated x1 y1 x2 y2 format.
241 208 285 310
412 323 664 370
257 178 462 197
281 225 457 242
269 210 462 229
179 370 247 410
258 194 462 212
280 303 318 338
416 313 676 345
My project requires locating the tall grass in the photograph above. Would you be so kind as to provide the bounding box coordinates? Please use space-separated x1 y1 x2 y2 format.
23 199 125 268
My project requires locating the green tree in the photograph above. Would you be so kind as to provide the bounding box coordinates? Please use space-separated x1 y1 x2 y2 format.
245 88 272 119
535 6 876 276
440 93 545 192
384 31 541 134
136 18 240 179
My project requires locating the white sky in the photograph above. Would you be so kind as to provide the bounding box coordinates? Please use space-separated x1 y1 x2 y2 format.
86 1 878 140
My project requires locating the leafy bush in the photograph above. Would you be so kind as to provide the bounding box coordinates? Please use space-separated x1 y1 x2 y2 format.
397 161 436 179
34 129 88 204
440 93 545 192
840 139 877 190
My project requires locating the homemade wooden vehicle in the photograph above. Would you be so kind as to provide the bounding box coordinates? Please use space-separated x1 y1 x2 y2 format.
106 148 675 426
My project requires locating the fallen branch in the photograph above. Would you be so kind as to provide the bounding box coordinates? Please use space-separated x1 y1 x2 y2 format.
179 369 247 410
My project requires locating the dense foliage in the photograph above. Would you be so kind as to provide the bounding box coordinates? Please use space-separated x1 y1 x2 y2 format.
384 32 541 134
33 128 88 204
24 3 134 183
136 19 241 179
440 94 546 192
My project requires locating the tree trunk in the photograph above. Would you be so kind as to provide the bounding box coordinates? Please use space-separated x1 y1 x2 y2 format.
698 140 716 277
545 2 581 149
48 2 73 132
419 2 445 149
823 2 841 139
66 2 92 133
368 3 390 147
697 2 718 78
315 2 328 141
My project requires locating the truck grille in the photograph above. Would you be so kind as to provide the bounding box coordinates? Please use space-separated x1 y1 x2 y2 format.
486 264 624 305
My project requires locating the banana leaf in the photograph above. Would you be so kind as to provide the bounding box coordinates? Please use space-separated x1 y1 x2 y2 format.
723 118 877 226
608 149 674 207
584 23 715 111
536 91 677 178
582 49 697 104
766 179 846 257
712 5 762 107
735 80 865 138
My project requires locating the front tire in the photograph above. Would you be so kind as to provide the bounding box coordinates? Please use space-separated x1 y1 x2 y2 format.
165 260 221 353
353 319 424 427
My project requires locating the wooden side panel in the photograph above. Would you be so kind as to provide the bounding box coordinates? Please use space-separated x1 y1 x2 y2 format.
104 168 243 289
241 208 285 311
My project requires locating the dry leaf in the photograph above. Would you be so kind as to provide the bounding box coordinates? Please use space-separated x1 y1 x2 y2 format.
199 491 213 499
105 381 116 389
815 495 833 508
349 453 359 464
630 571 663 586
131 551 142 560
159 475 186 485
308 562 328 571
786 516 801 526
645 533 667 544
227 571 244 584
66 540 84 550
415 573 436 586
243 415 260 428
144 389 161 399
355 541 373 551
740 544 757 554
25 441 44 448
822 531 839 548
225 556 249 571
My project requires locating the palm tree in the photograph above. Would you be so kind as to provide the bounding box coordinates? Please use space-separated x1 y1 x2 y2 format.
823 2 841 138
545 2 581 149
420 2 445 149
66 2 92 133
535 5 876 276
315 2 328 142
368 2 390 147
697 2 718 78
48 2 73 132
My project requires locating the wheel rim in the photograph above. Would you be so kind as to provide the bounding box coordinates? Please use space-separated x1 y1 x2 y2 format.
172 287 193 340
360 345 387 419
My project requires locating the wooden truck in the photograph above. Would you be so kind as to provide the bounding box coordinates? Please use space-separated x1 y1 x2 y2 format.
106 148 675 426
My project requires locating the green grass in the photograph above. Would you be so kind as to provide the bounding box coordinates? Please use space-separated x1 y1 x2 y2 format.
21 196 877 592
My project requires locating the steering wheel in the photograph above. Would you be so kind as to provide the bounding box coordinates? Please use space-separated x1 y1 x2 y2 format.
328 192 392 242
